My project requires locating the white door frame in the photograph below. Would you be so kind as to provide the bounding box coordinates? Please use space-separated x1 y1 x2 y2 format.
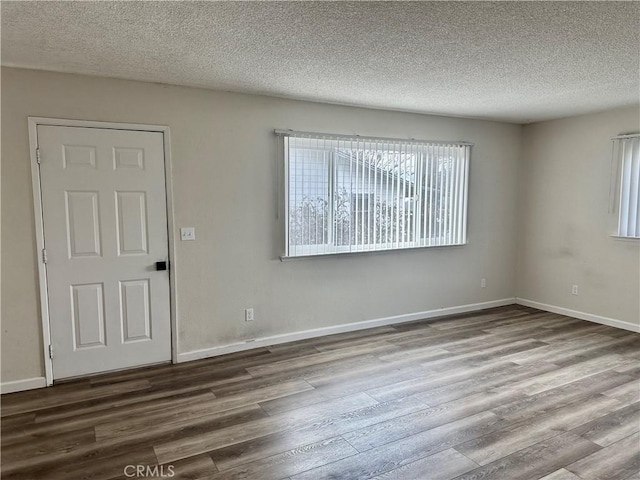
28 117 179 386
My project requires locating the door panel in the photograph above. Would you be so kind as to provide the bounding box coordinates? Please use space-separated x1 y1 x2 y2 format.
38 125 171 379
71 283 106 349
63 145 97 169
116 191 148 255
120 279 152 343
66 191 102 258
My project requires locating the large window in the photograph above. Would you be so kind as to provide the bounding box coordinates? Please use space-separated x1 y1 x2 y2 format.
613 135 640 238
281 131 471 257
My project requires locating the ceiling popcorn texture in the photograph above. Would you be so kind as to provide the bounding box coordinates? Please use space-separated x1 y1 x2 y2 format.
1 1 638 123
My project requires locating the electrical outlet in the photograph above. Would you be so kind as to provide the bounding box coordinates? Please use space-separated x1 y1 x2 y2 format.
481 278 487 288
571 284 579 295
245 308 254 322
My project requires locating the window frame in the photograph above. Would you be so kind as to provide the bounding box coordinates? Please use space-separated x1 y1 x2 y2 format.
280 130 473 258
611 134 640 240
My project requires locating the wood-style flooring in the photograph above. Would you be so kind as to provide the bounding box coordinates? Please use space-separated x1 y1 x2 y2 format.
2 305 639 480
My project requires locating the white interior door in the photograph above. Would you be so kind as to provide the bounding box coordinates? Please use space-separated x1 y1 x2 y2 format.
37 125 171 379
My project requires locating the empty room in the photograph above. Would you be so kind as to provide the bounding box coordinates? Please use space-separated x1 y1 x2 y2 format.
1 1 639 479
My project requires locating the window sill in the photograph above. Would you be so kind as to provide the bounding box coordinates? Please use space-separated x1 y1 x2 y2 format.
609 235 640 242
280 241 467 261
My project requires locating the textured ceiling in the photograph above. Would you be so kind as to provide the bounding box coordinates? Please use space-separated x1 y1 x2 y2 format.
2 1 639 123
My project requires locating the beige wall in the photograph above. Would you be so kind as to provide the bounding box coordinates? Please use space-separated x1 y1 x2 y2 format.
517 107 640 326
1 67 522 382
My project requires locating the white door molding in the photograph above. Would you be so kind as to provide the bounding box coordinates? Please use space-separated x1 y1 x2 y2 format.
28 117 178 386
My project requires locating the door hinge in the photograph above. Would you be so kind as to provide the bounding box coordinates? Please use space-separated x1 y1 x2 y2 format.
36 148 41 164
42 248 48 264
48 344 53 359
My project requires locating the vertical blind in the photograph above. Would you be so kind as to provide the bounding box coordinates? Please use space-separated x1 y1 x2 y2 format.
279 131 471 257
613 135 640 238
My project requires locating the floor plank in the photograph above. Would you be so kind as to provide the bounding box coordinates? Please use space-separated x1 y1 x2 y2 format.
291 411 502 480
372 448 478 480
570 401 640 447
154 392 378 464
566 432 640 480
452 432 601 480
603 378 640 405
455 394 623 465
489 370 634 423
95 379 313 441
259 366 423 415
341 391 519 452
205 436 357 480
538 469 584 480
210 396 426 471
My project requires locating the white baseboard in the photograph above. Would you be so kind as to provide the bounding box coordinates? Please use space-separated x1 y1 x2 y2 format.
516 298 640 333
177 297 517 363
0 377 47 395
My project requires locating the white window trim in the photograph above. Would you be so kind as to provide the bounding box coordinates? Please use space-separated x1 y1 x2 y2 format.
610 133 640 240
279 130 472 259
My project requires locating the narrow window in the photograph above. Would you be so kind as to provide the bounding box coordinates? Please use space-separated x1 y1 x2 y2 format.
612 135 640 238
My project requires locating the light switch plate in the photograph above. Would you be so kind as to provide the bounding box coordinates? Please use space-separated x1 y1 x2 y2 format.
180 227 195 241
